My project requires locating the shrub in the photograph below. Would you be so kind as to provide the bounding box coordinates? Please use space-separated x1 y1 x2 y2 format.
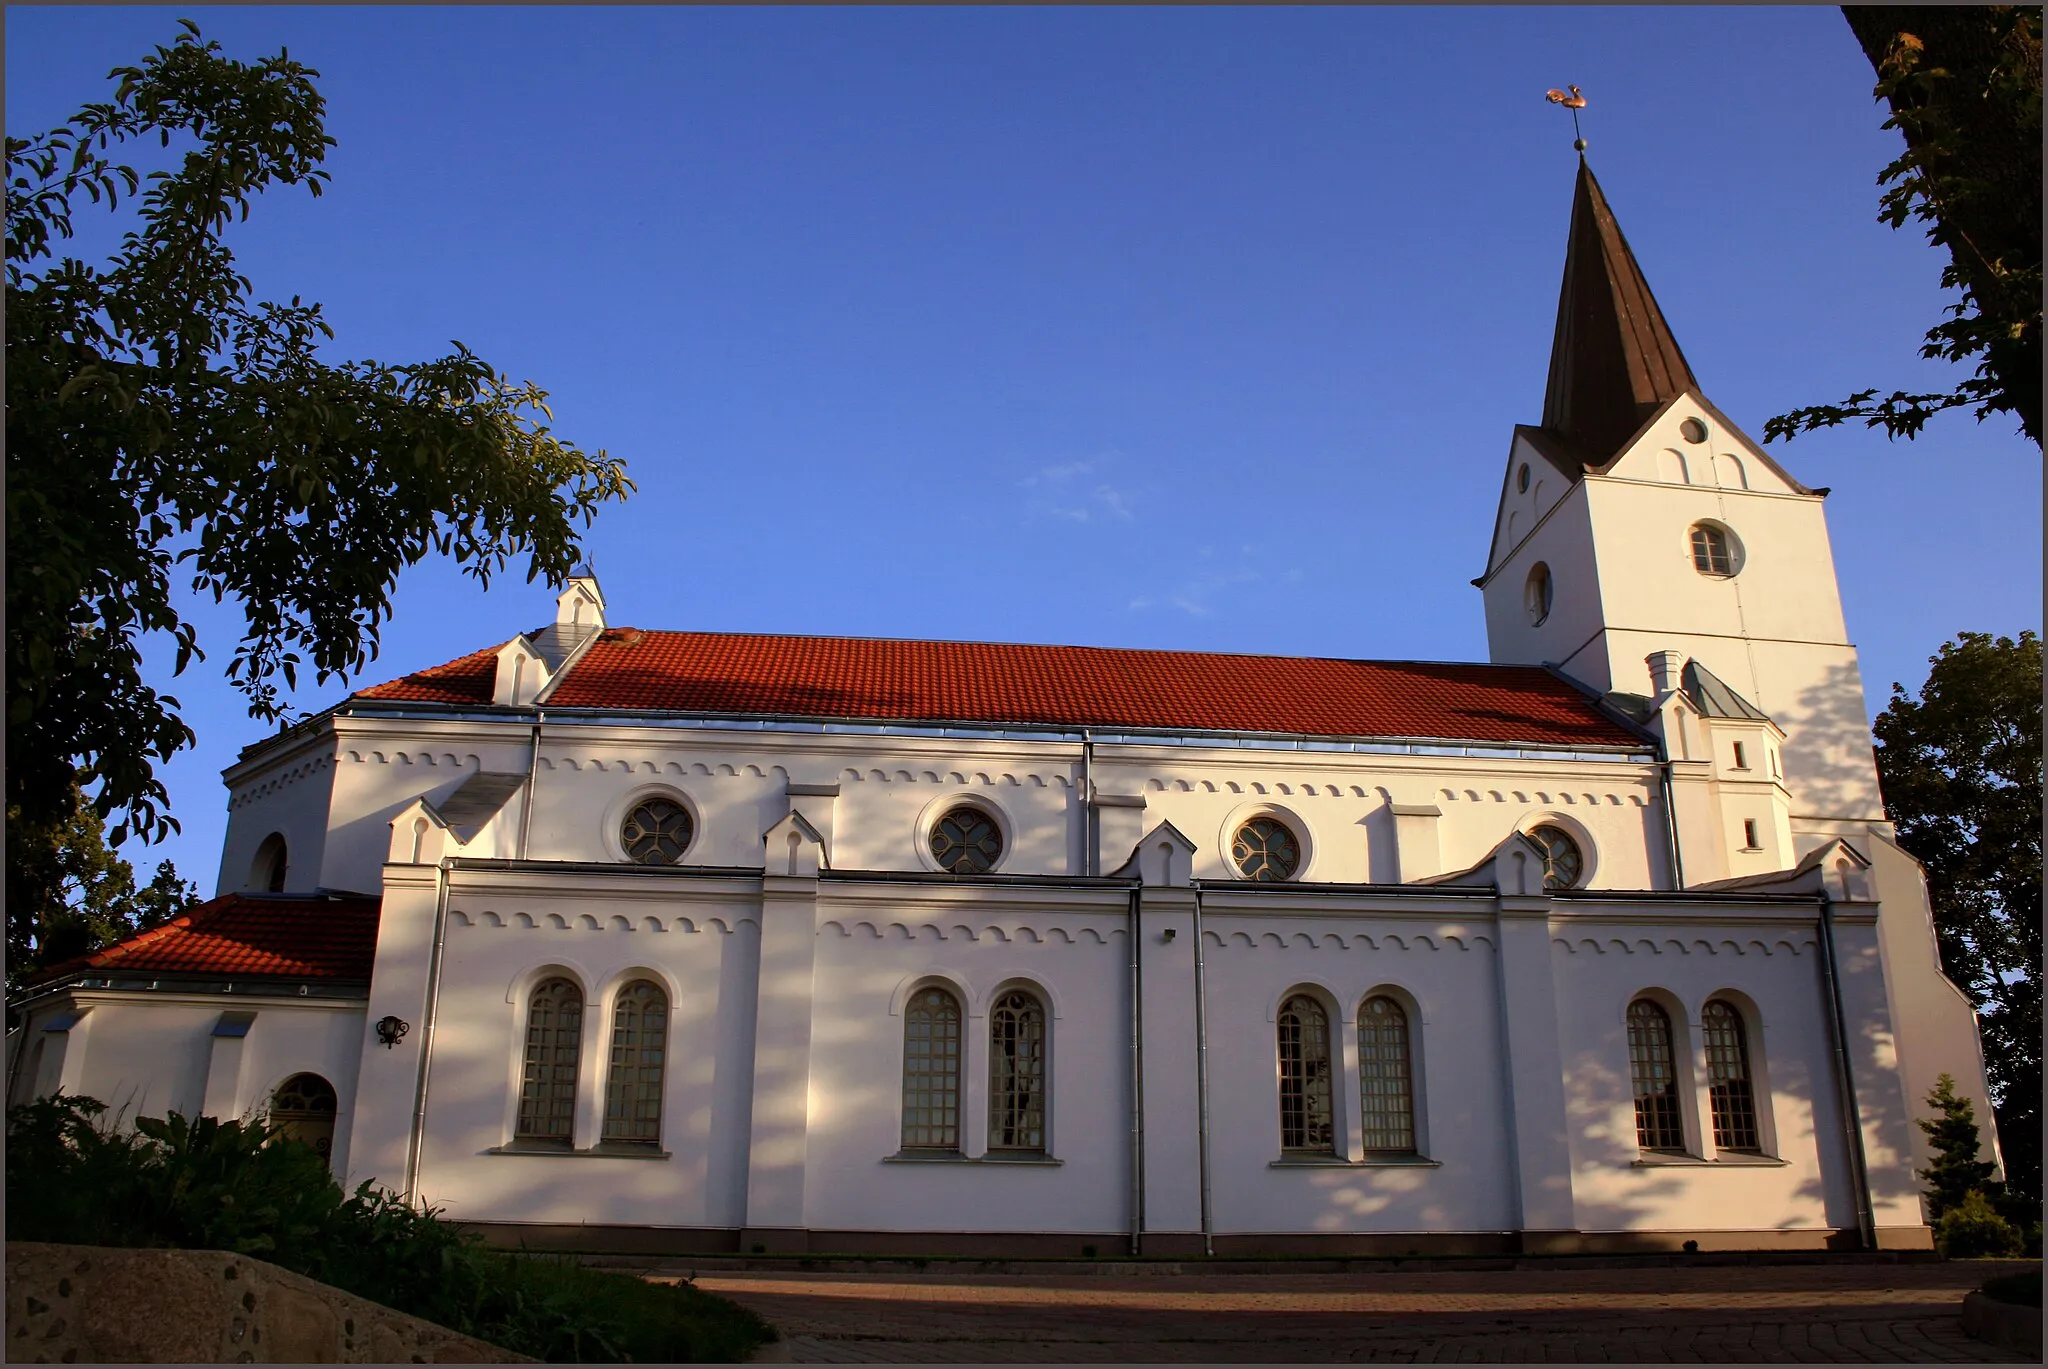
5 1094 773 1362
1937 1190 2021 1258
1979 1270 2042 1307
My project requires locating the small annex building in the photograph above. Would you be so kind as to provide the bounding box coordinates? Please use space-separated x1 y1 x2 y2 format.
8 158 2000 1257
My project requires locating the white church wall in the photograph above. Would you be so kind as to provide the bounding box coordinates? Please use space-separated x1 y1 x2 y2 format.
1546 916 1858 1236
1481 488 1608 689
800 886 1132 1235
322 718 531 893
218 733 339 898
1198 904 1520 1235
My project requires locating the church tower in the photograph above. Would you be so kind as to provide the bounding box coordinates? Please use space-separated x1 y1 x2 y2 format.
1477 158 1885 842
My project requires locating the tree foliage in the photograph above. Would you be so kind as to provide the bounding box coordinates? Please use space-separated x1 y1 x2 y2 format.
1766 7 2041 447
6 783 197 997
5 24 631 937
1875 632 2042 1201
1915 1074 2035 1256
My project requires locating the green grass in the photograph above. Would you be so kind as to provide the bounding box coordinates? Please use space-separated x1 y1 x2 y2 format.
1978 1270 2042 1307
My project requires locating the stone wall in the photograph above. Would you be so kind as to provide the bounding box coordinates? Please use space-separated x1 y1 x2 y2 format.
6 1242 531 1364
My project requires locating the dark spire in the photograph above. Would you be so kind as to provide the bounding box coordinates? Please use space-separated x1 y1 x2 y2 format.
1539 158 1698 467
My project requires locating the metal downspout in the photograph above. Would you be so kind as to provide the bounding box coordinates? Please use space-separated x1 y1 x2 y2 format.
1658 758 1686 892
402 857 454 1202
1192 885 1215 1257
1127 884 1145 1256
1081 730 1095 876
1816 891 1878 1250
518 712 544 860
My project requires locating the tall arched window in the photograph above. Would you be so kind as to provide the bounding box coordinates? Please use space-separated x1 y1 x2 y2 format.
517 978 584 1144
1627 998 1685 1152
901 986 962 1151
1277 995 1335 1154
1702 999 1761 1152
271 1073 338 1159
1357 995 1416 1153
250 833 288 893
603 980 669 1146
988 989 1047 1152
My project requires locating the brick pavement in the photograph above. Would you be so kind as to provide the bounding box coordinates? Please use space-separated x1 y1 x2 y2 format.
643 1259 2041 1363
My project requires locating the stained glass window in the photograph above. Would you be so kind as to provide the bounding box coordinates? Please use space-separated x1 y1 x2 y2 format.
517 978 583 1143
929 807 1003 874
603 980 669 1145
1278 995 1334 1152
1527 825 1583 891
1358 996 1416 1153
902 987 962 1149
1627 998 1685 1152
989 990 1047 1151
621 798 693 864
1703 1000 1761 1152
1234 818 1301 882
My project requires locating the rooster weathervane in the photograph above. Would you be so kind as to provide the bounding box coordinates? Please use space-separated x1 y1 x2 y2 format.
1545 84 1588 152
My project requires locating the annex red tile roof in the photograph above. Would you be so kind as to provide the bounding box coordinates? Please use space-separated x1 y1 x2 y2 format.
32 894 380 987
357 629 1643 748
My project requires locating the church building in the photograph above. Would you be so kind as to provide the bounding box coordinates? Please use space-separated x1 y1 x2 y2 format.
7 159 1998 1257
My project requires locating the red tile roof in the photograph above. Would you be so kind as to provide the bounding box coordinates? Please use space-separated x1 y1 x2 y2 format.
32 894 380 987
358 629 1642 748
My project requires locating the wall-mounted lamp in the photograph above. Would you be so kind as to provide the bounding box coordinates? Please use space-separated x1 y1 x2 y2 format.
375 1015 411 1049
1161 927 1177 942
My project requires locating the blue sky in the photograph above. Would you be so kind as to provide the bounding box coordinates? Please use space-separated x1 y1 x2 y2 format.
9 6 2040 897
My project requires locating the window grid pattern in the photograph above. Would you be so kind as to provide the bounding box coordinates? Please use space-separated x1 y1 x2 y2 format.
1702 1000 1761 1152
518 979 584 1142
1357 996 1416 1152
930 807 1003 873
603 980 669 1145
902 987 962 1149
1277 995 1335 1152
988 990 1047 1151
1234 817 1302 882
621 798 693 865
1527 824 1584 890
1627 998 1686 1151
1691 524 1734 575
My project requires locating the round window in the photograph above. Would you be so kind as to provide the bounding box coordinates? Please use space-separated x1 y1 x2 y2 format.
1688 521 1740 577
621 797 694 865
1517 463 1531 493
930 805 1003 873
1232 816 1302 881
1526 824 1584 890
1524 562 1553 626
1679 417 1709 444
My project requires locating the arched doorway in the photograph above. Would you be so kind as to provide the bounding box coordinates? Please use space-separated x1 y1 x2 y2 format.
271 1072 337 1160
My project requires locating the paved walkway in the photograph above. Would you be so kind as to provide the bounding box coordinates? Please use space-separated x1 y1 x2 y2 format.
644 1259 2039 1363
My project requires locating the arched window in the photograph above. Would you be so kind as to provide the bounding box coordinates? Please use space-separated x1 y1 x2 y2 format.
901 986 962 1150
603 980 669 1146
988 989 1047 1152
250 833 288 893
1689 522 1737 576
1357 996 1416 1153
517 978 584 1144
1702 999 1761 1152
271 1073 338 1159
1627 998 1685 1152
1277 995 1335 1153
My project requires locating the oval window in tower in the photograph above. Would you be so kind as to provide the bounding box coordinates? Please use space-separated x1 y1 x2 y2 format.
1688 521 1742 577
621 796 694 865
929 805 1004 873
1524 562 1553 626
1525 823 1584 890
1232 816 1302 882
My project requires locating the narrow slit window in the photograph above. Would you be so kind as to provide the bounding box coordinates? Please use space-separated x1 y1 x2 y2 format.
1627 998 1685 1152
988 990 1047 1151
1732 741 1748 769
517 978 584 1143
902 987 962 1150
1277 995 1335 1153
1357 996 1416 1153
1743 819 1760 849
603 980 668 1145
1703 1000 1762 1152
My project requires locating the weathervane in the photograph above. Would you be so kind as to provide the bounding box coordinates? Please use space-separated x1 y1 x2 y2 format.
1544 84 1588 152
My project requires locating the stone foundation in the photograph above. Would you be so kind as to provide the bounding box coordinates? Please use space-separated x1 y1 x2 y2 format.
5 1242 531 1364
